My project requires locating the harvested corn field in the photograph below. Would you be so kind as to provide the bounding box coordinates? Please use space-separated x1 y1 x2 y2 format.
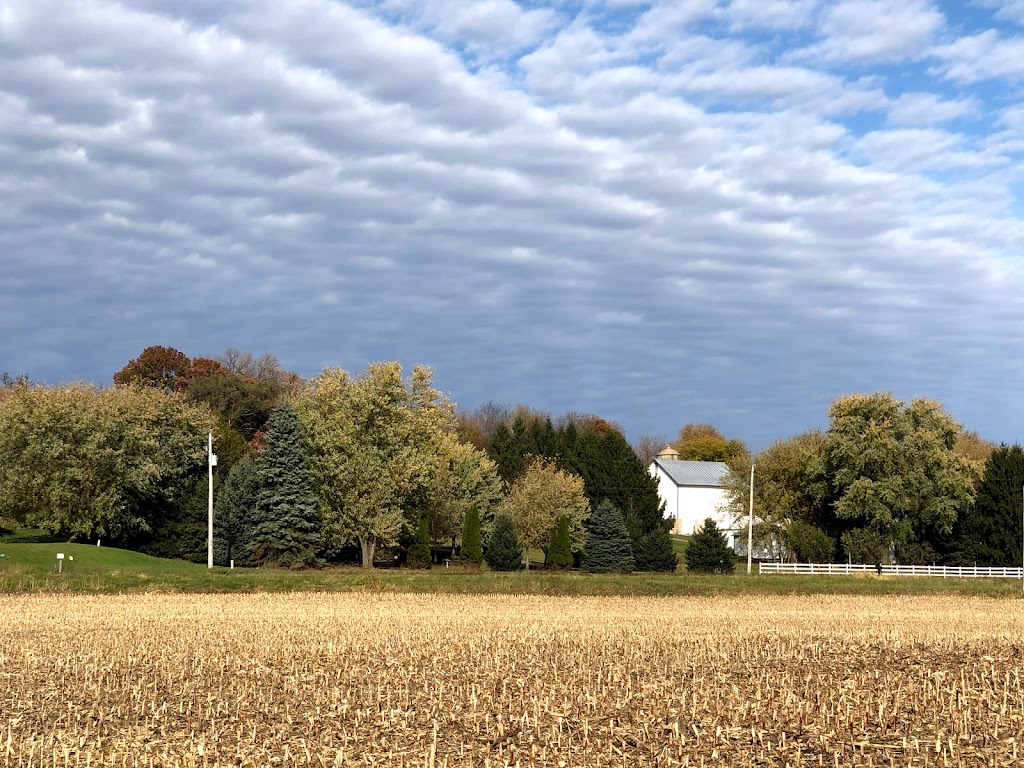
2 593 1023 767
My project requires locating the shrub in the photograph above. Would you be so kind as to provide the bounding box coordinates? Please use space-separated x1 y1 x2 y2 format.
545 516 573 569
684 518 735 574
460 505 483 566
485 515 523 571
408 517 432 569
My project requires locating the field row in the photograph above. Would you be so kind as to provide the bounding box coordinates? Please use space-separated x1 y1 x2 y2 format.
1 593 1022 766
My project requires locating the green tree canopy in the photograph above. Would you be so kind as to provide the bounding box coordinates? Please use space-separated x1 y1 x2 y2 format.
0 383 211 540
214 456 260 567
295 363 455 567
825 394 978 555
955 444 1024 566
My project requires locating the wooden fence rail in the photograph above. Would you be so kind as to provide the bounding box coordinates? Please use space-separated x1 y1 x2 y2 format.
759 562 1024 579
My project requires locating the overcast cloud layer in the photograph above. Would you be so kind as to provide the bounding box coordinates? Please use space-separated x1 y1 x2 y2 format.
2 0 1023 448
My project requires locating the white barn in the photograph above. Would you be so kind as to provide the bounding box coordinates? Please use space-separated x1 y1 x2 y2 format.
648 447 736 546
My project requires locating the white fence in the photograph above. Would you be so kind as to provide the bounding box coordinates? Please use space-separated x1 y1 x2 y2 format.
759 562 1024 579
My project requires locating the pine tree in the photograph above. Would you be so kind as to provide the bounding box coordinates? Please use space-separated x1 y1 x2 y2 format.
460 505 483 566
583 500 635 572
485 514 523 571
633 525 678 571
408 517 432 568
545 515 573 569
684 518 735 574
956 445 1024 566
214 456 259 567
249 403 322 569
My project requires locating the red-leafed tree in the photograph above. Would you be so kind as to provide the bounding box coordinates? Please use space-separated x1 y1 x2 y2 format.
113 346 192 393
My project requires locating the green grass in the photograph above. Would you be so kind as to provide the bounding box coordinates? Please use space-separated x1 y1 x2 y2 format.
1 536 1023 596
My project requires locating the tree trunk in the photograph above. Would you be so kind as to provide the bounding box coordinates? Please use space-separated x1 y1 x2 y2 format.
359 535 377 568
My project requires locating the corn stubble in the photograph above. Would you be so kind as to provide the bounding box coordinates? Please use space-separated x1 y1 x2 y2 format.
2 593 1022 766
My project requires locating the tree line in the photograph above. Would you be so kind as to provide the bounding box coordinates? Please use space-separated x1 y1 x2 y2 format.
721 393 1023 567
0 347 676 571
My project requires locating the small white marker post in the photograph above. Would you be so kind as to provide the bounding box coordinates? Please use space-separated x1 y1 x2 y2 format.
56 553 64 575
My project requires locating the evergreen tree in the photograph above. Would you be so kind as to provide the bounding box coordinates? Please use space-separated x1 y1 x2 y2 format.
545 515 573 569
460 504 483 566
485 514 523 571
250 403 322 569
214 456 259 566
634 526 678 571
583 500 635 572
684 518 735 574
956 445 1024 566
408 516 432 568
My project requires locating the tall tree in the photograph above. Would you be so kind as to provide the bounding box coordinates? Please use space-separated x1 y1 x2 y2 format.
672 424 748 465
113 346 192 393
955 445 1024 566
632 434 668 467
0 383 211 541
249 403 321 569
494 458 589 569
214 456 259 567
825 394 977 559
419 436 504 555
187 374 282 441
295 363 454 567
545 515 573 569
583 501 635 572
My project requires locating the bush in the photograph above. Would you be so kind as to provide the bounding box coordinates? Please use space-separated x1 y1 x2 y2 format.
840 527 885 564
485 515 523 571
545 515 573 569
407 517 432 569
684 518 735 574
633 524 678 571
583 501 635 572
784 521 834 563
460 505 483 566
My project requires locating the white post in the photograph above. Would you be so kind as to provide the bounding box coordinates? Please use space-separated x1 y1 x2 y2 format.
208 431 214 569
747 463 754 575
1020 485 1023 593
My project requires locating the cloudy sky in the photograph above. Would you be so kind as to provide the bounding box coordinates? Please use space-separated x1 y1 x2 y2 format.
2 0 1023 449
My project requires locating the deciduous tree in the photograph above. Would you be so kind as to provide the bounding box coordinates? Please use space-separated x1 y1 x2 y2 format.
825 394 977 556
295 363 454 568
672 424 748 465
113 346 192 393
494 458 589 569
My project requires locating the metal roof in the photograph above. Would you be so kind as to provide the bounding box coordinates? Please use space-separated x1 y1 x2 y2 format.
653 459 729 487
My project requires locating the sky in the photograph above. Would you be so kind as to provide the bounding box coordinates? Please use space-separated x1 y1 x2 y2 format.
2 0 1024 450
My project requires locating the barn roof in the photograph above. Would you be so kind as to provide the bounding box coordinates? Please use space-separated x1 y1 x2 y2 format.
653 459 729 488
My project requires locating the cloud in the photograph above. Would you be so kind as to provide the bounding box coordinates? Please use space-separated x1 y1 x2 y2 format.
1 0 1024 449
796 0 945 64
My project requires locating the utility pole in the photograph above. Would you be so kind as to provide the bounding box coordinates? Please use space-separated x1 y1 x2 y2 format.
747 463 755 575
208 432 217 569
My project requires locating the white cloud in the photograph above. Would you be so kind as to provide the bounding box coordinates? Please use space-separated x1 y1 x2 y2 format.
886 91 975 125
931 30 1024 83
797 0 945 64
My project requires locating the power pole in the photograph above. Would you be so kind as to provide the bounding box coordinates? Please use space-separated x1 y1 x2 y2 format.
747 463 755 575
208 432 217 569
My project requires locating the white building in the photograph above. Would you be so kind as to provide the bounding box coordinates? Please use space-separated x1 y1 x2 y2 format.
648 446 737 546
